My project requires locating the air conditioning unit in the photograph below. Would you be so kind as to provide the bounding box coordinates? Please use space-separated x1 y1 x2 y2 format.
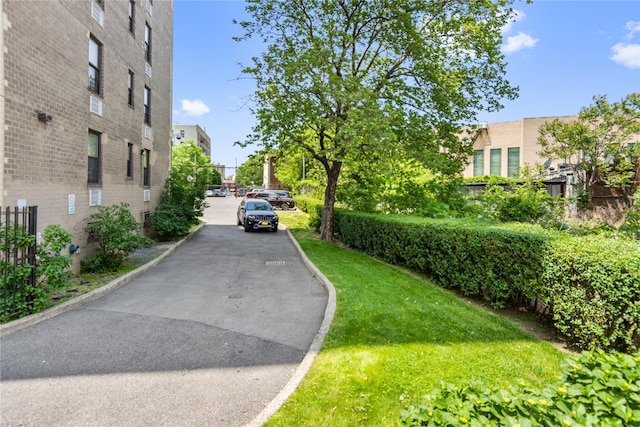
89 189 102 206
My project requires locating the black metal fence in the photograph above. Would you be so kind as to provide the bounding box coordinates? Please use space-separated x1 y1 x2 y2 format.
1 206 38 322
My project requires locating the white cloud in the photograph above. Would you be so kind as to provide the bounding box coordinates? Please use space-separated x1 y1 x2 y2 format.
180 99 210 116
502 9 525 34
502 32 539 54
610 21 640 69
610 43 640 69
624 21 640 39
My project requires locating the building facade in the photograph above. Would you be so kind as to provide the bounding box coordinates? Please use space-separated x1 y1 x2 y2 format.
0 0 173 268
171 124 211 157
462 116 577 179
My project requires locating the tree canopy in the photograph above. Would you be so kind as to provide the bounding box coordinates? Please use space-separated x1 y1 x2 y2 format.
538 93 640 203
236 0 520 240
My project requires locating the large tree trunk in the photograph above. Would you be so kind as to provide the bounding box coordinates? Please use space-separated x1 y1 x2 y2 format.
319 161 342 241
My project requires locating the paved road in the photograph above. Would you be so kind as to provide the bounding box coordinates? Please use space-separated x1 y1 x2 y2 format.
0 196 332 426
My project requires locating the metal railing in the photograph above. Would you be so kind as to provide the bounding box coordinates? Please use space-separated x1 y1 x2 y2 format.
1 206 38 322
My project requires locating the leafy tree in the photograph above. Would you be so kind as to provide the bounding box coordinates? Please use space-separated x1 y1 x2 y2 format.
236 0 519 240
171 140 215 191
538 93 640 204
236 152 265 188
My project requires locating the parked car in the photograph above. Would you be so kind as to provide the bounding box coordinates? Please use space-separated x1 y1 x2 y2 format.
244 191 295 210
204 189 214 197
213 189 225 197
272 190 291 198
237 198 279 232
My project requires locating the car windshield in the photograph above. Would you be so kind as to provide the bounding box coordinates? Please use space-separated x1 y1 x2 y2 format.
246 202 271 211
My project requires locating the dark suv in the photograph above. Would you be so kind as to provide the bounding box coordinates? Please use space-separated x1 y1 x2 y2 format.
244 191 295 210
237 198 279 232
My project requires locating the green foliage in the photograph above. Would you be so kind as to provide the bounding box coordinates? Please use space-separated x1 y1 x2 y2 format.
172 140 215 189
0 224 39 320
537 93 640 202
237 0 519 239
402 350 640 427
620 191 640 240
82 203 152 273
37 225 73 290
539 237 640 352
235 152 265 188
474 180 564 226
293 196 324 230
146 203 191 241
331 210 640 352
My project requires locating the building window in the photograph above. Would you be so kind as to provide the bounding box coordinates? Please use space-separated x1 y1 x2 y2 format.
95 0 104 7
143 86 151 125
88 131 101 185
490 148 501 176
507 147 520 178
142 149 150 187
144 23 152 63
88 37 102 94
128 70 134 107
473 150 484 177
128 0 135 34
127 143 134 179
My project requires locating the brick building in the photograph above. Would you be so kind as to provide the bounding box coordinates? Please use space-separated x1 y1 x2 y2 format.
171 123 211 157
0 0 173 268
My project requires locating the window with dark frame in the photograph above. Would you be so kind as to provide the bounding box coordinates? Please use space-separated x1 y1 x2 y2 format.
142 149 150 187
128 0 135 34
88 37 102 94
128 70 134 107
143 86 151 125
127 143 133 179
88 131 101 185
144 22 152 64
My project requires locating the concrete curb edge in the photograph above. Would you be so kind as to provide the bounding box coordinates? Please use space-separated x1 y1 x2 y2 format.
245 226 337 427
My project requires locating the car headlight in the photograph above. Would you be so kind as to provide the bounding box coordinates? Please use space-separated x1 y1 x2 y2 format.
247 215 257 220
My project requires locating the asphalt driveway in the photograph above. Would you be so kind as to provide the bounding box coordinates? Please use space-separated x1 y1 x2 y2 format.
0 196 332 426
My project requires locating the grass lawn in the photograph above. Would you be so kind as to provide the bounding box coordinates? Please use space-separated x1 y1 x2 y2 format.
271 212 568 426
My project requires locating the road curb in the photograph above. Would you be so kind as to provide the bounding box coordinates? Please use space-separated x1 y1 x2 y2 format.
245 226 337 427
0 223 206 337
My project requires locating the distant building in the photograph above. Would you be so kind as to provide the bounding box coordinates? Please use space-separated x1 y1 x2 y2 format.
171 124 211 157
463 116 577 179
0 0 173 269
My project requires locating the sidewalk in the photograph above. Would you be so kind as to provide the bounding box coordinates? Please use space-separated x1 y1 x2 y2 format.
0 198 335 426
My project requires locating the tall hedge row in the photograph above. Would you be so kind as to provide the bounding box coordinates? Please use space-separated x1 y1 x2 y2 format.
331 209 640 353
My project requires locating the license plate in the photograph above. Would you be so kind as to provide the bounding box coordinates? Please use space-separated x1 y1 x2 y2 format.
261 221 269 226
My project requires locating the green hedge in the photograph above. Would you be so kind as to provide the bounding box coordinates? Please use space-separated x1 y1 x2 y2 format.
540 237 640 352
332 209 640 353
293 196 324 230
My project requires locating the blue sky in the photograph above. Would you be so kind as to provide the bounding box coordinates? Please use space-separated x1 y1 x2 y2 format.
172 0 640 173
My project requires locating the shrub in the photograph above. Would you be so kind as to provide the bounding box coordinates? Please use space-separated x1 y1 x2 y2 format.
294 196 324 230
539 237 640 352
146 204 191 241
475 180 563 225
401 350 640 426
37 225 73 289
82 203 152 273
